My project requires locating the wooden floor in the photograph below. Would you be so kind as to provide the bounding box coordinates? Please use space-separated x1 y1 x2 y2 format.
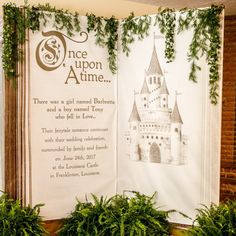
44 219 189 235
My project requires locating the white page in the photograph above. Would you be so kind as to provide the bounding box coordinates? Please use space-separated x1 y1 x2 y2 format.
117 13 223 224
24 16 117 220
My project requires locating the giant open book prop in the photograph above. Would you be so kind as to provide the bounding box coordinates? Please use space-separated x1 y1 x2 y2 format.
15 12 223 224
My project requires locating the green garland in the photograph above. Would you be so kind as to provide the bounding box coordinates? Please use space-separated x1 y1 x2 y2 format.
86 13 119 73
178 5 224 104
2 3 224 104
3 3 25 79
26 3 81 35
3 2 81 79
155 8 176 63
121 13 151 56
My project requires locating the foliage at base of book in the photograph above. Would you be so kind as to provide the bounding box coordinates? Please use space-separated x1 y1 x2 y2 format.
0 193 46 236
58 191 173 236
187 200 236 236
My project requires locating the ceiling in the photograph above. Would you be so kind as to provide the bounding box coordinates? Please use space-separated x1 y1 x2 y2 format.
127 0 236 16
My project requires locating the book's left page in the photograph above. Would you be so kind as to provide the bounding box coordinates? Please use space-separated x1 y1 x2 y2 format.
24 15 117 220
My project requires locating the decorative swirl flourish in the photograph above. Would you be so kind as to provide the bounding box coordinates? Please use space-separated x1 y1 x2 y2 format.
36 31 88 71
63 31 88 44
36 31 66 71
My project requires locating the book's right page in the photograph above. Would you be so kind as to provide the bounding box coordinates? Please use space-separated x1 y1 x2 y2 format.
117 12 223 224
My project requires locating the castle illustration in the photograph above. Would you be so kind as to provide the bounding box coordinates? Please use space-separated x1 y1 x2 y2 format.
126 42 188 165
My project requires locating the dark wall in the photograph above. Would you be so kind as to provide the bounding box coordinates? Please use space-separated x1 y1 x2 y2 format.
220 15 236 200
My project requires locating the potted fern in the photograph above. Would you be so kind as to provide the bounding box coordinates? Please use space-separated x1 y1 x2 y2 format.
0 193 46 235
58 191 172 235
187 200 236 235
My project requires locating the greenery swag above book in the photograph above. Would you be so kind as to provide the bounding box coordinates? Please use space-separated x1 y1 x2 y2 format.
3 3 224 104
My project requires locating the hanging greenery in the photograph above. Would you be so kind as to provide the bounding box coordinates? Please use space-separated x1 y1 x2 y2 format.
121 13 151 56
155 8 176 63
3 3 25 79
178 5 224 104
86 13 119 73
2 2 224 104
3 2 82 80
26 3 81 35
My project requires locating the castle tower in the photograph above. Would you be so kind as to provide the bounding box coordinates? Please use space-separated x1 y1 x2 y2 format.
140 77 150 109
128 98 141 161
145 42 164 109
170 94 183 164
159 78 169 109
146 44 163 91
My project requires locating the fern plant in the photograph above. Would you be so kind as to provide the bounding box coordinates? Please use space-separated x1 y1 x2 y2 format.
103 192 172 236
187 200 236 236
58 192 172 236
58 194 112 235
0 193 46 236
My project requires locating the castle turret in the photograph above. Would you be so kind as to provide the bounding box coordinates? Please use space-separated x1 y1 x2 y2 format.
170 95 183 164
140 78 150 109
128 99 141 161
159 78 169 109
146 45 163 90
145 43 164 109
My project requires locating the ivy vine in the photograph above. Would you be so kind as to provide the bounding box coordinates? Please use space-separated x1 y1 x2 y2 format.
86 14 119 73
3 2 82 80
3 3 26 79
155 8 176 63
2 3 224 104
26 3 81 36
121 13 151 56
178 5 224 104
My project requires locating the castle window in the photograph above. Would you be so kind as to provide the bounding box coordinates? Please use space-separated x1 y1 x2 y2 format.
159 143 161 146
175 128 178 132
154 76 156 83
163 105 166 108
161 137 163 140
144 97 146 100
163 98 166 101
142 135 144 139
156 136 158 139
147 136 149 139
144 104 146 108
149 77 152 84
133 126 137 130
151 136 153 139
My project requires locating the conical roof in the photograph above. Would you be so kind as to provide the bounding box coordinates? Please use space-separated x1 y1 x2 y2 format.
140 78 150 94
160 78 169 95
171 99 183 124
147 46 163 76
128 100 141 122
